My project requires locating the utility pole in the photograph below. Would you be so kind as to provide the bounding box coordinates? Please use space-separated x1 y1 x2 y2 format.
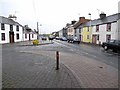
37 22 39 40
88 13 91 43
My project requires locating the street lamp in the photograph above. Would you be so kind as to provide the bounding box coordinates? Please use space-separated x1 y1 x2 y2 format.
37 22 42 39
88 13 91 43
88 13 91 26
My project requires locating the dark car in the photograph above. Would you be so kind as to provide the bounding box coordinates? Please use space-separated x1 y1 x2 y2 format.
102 40 120 52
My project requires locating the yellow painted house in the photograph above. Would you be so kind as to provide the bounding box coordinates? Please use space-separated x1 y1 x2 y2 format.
81 26 92 43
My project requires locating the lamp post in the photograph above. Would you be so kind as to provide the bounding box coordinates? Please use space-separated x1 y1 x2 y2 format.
37 22 39 40
37 22 42 40
88 13 91 25
88 13 91 43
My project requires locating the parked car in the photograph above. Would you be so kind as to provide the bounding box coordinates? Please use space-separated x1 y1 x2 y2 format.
102 40 120 52
41 37 47 40
55 37 61 40
73 37 80 44
67 36 80 44
48 35 55 40
60 37 67 41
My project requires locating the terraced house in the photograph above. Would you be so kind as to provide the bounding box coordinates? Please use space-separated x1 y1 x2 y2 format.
0 16 23 44
0 16 37 44
81 21 92 43
91 13 120 45
78 13 120 45
74 17 90 42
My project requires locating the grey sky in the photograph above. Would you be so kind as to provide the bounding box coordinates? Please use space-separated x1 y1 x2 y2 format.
0 0 119 34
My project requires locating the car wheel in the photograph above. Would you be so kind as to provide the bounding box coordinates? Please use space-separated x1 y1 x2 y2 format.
104 46 108 50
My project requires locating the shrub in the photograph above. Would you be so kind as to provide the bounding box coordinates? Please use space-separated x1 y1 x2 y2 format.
32 40 39 45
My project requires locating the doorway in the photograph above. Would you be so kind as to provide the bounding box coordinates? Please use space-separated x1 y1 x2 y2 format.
9 31 14 43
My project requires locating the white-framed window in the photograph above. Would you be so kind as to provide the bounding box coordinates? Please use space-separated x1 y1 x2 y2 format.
1 23 5 30
10 25 13 31
106 23 111 32
16 25 19 31
1 33 5 41
96 25 99 32
87 35 89 39
32 34 34 38
16 34 19 40
87 27 89 32
25 34 27 39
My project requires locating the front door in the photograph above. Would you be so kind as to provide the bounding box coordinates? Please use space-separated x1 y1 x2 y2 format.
9 31 14 43
92 35 97 44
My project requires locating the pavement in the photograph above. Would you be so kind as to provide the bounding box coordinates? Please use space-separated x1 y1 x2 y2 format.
2 41 81 88
2 40 119 89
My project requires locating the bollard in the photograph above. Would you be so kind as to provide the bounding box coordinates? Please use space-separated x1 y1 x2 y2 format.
56 51 59 70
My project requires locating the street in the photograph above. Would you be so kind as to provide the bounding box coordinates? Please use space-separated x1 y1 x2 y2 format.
55 40 119 69
2 39 119 88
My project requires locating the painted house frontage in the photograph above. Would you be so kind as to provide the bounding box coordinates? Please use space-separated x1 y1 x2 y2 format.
0 16 37 44
54 13 119 45
91 13 119 44
76 13 119 45
23 25 37 41
0 16 23 44
81 22 92 43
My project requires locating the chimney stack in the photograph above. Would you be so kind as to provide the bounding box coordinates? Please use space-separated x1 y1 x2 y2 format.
99 12 106 19
79 17 88 24
71 21 76 24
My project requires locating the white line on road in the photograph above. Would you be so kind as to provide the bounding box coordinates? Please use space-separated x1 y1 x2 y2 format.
55 40 98 59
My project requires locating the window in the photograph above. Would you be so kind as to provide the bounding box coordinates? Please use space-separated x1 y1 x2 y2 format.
96 25 99 32
32 34 34 38
1 23 5 30
79 28 81 33
75 29 76 33
16 25 19 31
107 23 111 31
16 34 19 40
1 33 5 41
87 35 89 39
10 25 13 31
106 34 111 42
87 27 89 32
81 28 83 32
97 35 99 40
25 34 27 39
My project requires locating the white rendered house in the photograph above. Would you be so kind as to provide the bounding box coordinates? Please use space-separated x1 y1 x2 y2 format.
91 13 119 44
0 16 37 44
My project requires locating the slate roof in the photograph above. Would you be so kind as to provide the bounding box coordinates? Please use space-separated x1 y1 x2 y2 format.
0 16 23 27
78 13 120 28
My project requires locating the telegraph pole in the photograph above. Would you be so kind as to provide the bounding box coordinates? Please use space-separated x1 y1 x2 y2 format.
37 22 39 40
